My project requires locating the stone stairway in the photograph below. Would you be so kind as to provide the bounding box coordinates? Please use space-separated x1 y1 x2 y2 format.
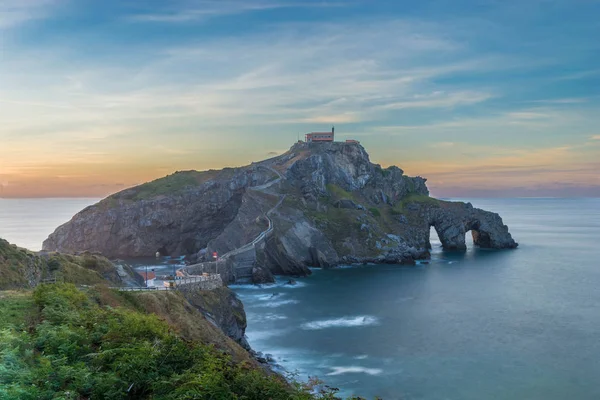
232 248 255 281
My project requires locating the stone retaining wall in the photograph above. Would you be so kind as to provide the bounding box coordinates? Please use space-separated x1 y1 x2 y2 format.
183 259 235 283
176 274 223 292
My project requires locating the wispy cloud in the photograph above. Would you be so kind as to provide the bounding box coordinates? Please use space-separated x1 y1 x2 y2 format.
506 111 550 120
0 0 57 29
1 19 501 133
530 98 589 105
374 90 493 110
430 142 455 148
557 69 600 81
2 0 599 197
129 1 348 23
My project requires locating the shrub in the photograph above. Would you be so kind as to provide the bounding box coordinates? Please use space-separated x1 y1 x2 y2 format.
0 284 348 399
368 207 381 218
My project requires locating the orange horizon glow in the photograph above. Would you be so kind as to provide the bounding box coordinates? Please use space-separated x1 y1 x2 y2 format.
2 137 599 198
2 1 599 198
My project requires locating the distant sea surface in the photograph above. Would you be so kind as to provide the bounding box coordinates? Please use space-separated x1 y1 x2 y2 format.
0 198 100 250
2 197 600 399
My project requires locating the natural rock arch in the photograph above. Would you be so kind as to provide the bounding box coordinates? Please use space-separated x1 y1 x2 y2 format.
429 204 517 251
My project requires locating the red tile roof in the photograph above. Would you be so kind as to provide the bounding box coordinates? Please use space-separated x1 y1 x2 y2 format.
137 271 156 280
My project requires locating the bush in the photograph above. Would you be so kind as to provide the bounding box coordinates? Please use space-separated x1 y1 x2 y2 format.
0 284 347 399
368 207 381 218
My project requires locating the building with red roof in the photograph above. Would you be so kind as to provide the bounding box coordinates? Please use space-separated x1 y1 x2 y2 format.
305 126 334 142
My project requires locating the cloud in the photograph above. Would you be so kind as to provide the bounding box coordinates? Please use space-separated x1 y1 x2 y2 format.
0 18 498 134
0 0 57 29
590 135 600 140
557 69 600 81
430 142 455 148
374 90 493 111
129 1 348 23
530 98 588 105
2 3 600 198
506 112 550 120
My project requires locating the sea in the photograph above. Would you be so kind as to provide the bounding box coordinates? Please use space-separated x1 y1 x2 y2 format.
1 197 599 400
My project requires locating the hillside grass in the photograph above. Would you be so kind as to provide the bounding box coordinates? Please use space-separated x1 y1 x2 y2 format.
0 284 350 399
46 252 117 286
391 194 441 214
326 184 356 202
1 238 139 290
0 239 47 289
108 169 240 203
0 291 35 329
127 171 202 201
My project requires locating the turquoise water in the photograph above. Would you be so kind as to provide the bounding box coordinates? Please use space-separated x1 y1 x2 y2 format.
1 198 599 399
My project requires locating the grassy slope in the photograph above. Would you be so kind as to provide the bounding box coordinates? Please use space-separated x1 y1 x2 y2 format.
0 284 347 399
0 239 46 289
0 238 139 290
103 168 239 204
0 291 34 329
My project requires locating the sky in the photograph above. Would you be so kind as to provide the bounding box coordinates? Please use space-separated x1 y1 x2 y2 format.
1 0 599 198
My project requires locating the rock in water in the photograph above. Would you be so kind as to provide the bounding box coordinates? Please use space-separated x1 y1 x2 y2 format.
252 264 275 284
43 142 517 277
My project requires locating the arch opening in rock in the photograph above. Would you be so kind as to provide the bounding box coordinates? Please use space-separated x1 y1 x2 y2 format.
429 224 475 251
428 226 442 250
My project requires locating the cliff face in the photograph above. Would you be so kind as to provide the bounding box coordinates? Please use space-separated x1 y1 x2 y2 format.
43 142 517 275
130 289 253 363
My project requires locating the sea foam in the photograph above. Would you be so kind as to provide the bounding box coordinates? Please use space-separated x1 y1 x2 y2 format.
301 316 379 330
326 366 383 376
254 299 299 308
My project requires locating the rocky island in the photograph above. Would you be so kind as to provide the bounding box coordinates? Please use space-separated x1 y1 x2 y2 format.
44 142 517 283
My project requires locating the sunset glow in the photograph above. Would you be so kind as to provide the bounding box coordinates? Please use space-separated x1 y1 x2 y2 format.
1 0 599 198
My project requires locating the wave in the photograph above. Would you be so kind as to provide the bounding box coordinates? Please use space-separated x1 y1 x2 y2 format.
247 328 289 341
254 299 300 308
248 313 288 322
301 316 379 330
229 280 307 290
326 366 383 376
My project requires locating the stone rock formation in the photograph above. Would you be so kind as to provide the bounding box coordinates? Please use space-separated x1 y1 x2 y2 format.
43 142 517 278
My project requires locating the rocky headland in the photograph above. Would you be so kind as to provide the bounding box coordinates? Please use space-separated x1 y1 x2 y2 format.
43 142 518 281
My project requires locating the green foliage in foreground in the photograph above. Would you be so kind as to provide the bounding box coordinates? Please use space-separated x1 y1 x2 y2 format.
0 284 352 400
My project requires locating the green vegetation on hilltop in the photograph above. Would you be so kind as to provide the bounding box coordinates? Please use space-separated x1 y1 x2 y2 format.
0 284 354 400
391 194 440 215
122 171 202 201
0 238 140 290
110 169 240 203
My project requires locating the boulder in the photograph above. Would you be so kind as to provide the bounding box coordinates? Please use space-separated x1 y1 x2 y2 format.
252 264 275 284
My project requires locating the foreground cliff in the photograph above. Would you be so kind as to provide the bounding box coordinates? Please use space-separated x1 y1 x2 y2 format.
44 142 517 278
0 284 341 399
0 238 142 289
